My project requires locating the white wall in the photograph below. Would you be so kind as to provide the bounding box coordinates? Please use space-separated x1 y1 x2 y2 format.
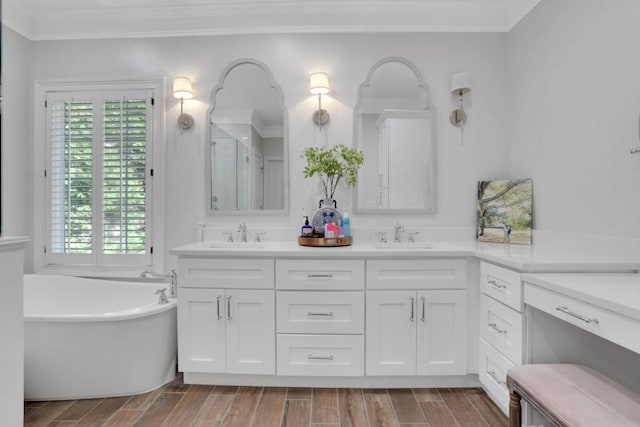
25 32 509 269
507 0 640 238
2 27 33 269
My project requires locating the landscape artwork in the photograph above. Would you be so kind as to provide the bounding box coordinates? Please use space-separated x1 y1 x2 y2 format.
476 179 533 245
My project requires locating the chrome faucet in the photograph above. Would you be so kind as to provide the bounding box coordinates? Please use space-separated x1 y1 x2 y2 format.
141 269 178 299
155 288 169 304
238 222 248 243
394 223 405 243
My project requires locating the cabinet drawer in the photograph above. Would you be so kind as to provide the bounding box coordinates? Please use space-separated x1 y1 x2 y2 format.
479 338 514 415
524 283 640 355
277 334 364 376
178 258 274 289
480 262 521 311
480 294 523 364
276 259 365 290
367 259 467 290
277 291 364 334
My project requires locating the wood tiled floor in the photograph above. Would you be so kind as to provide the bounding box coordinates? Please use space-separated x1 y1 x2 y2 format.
24 374 508 427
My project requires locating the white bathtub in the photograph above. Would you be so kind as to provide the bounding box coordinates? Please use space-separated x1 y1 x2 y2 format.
24 274 177 401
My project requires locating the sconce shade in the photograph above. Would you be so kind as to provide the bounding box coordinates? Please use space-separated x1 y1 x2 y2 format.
450 72 471 95
173 77 194 99
309 72 330 95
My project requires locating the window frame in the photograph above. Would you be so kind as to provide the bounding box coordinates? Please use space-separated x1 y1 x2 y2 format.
34 80 165 273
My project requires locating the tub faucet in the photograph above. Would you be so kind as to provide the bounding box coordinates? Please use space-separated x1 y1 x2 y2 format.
155 288 169 304
140 269 178 299
238 222 248 243
394 223 405 243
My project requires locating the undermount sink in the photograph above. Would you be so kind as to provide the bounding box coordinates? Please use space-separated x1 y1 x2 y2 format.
374 242 434 249
206 241 264 249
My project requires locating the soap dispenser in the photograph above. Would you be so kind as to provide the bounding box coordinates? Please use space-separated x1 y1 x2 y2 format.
301 216 313 237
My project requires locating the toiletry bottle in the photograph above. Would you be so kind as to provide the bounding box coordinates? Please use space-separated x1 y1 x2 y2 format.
338 219 344 238
301 216 313 237
343 212 351 237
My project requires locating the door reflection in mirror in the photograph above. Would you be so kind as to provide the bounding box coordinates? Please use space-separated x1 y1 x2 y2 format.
354 57 436 213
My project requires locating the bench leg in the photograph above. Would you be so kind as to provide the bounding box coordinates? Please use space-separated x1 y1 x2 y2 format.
509 390 522 427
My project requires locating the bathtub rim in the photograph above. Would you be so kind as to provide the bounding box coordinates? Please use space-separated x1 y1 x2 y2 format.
24 274 177 323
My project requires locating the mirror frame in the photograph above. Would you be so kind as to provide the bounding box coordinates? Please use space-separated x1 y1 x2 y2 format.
205 58 289 215
352 56 437 214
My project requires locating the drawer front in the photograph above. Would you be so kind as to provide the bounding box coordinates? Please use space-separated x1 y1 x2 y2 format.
277 291 364 334
480 294 523 364
479 338 514 415
366 259 467 290
178 258 274 289
276 259 365 290
277 334 364 376
480 262 522 311
524 283 640 355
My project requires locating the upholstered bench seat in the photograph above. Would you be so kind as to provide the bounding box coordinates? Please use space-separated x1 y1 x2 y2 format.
507 364 640 427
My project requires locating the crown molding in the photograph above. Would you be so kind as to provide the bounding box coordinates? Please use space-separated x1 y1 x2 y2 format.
4 0 541 41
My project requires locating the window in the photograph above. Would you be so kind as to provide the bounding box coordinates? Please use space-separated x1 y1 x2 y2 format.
45 89 154 266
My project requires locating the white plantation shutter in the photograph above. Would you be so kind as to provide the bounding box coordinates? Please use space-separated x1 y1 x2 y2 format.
46 89 153 266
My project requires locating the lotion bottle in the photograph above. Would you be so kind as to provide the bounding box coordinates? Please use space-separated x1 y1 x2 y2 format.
301 216 312 237
342 212 351 237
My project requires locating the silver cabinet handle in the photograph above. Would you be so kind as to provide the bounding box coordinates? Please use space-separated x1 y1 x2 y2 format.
421 296 426 322
487 278 507 289
216 295 222 320
410 297 415 322
555 306 599 324
307 312 334 317
307 273 334 279
487 370 506 385
227 296 232 320
488 323 507 335
308 354 334 361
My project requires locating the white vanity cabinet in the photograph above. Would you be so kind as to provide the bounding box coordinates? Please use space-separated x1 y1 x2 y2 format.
366 259 468 376
478 261 524 414
177 258 276 376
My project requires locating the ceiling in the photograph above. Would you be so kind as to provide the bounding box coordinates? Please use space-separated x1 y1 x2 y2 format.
4 0 540 41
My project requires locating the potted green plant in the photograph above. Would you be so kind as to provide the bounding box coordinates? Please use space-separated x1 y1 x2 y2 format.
302 144 364 208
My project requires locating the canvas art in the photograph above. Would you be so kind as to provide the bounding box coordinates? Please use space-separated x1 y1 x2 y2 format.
476 179 533 245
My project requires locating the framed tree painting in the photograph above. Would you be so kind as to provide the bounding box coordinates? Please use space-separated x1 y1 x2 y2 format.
476 179 533 244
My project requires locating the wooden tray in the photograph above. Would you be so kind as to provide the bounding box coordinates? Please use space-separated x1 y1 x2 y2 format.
298 236 352 247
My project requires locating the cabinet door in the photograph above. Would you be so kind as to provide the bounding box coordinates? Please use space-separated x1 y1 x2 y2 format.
225 289 276 375
416 290 467 375
178 288 226 373
366 291 416 376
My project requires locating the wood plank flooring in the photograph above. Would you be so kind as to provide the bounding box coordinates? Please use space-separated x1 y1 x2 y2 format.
24 374 508 427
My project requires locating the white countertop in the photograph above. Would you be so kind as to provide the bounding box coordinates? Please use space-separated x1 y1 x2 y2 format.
170 239 640 273
522 273 640 321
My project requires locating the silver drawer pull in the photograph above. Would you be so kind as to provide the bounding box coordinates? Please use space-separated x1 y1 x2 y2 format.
308 354 334 361
421 296 426 322
227 296 232 320
487 370 506 385
410 297 415 322
487 279 507 289
216 295 222 320
307 273 334 279
488 322 507 335
555 306 599 324
307 311 334 317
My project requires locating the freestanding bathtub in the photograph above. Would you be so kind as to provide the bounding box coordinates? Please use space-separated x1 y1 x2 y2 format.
24 274 177 401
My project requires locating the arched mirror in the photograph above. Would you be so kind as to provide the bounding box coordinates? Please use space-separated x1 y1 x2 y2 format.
353 57 436 213
207 59 288 214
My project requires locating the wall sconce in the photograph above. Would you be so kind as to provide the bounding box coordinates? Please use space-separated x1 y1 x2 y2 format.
173 76 194 130
309 72 330 130
449 72 471 128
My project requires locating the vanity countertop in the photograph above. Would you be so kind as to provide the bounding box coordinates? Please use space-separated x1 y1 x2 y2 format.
522 273 640 321
170 239 640 273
